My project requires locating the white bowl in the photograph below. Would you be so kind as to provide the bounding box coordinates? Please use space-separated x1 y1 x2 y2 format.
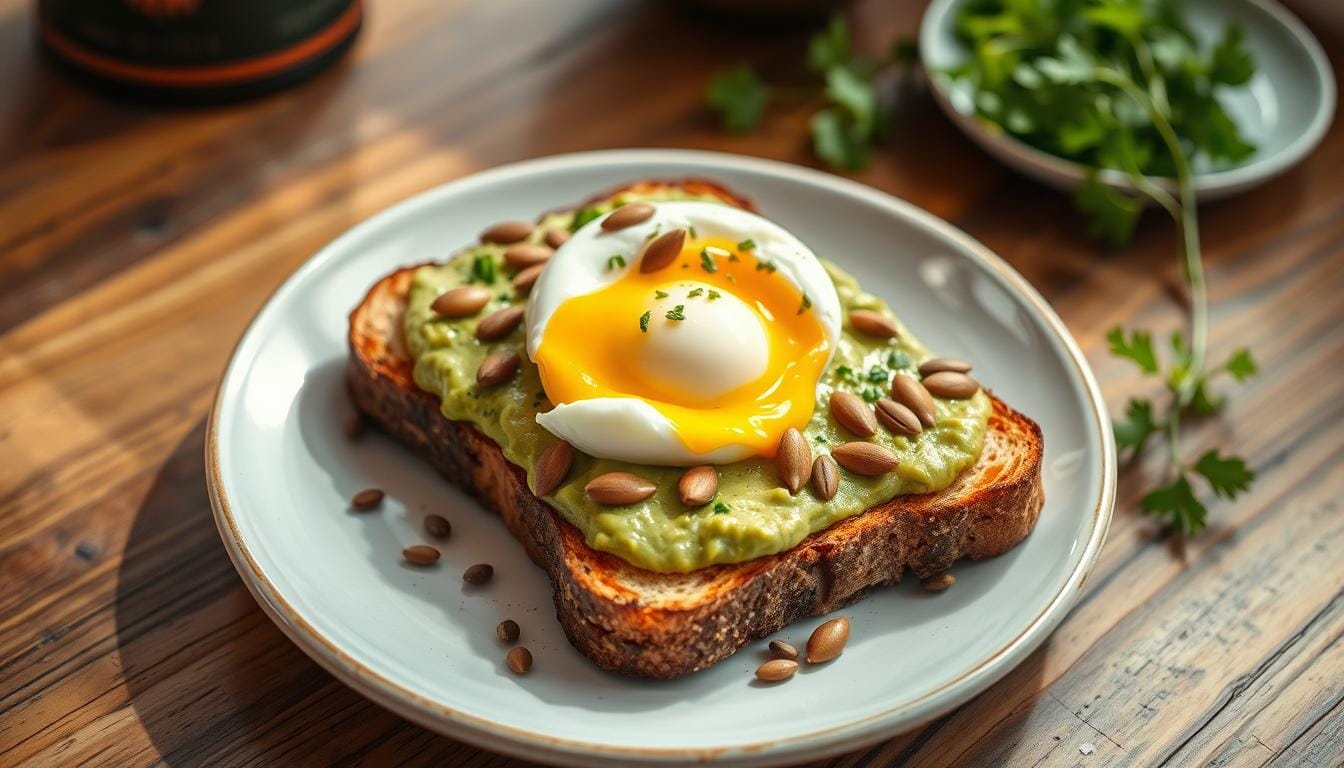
208 149 1115 767
920 0 1336 200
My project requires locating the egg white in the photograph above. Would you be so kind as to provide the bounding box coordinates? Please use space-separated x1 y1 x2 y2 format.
525 200 841 466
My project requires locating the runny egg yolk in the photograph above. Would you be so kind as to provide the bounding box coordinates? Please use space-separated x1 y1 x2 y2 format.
532 236 831 459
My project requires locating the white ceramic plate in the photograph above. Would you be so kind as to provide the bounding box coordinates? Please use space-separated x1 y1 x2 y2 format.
208 150 1115 767
920 0 1336 201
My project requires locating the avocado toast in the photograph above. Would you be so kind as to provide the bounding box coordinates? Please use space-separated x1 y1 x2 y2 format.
347 179 1044 678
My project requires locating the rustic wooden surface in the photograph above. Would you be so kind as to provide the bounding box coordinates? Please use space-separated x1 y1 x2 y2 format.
2 0 1341 765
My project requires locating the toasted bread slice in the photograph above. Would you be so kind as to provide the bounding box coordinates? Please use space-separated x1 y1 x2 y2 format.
346 181 1044 678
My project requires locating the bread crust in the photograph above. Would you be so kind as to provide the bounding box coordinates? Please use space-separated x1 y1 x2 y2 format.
346 184 1044 678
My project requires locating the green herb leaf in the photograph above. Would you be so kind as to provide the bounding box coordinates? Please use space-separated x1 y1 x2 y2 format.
571 206 602 232
1107 326 1159 374
1141 474 1207 535
737 239 756 251
886 350 912 370
824 66 877 135
807 16 850 74
835 365 856 384
861 386 882 403
688 287 704 298
755 259 777 273
665 304 686 321
699 249 718 273
1193 450 1254 499
639 310 651 333
1075 175 1143 247
810 108 872 171
866 365 888 383
468 253 497 285
708 289 721 300
798 293 812 314
655 289 669 299
1210 23 1255 86
706 66 771 133
713 501 730 514
1223 348 1257 381
1114 398 1158 453
606 254 626 270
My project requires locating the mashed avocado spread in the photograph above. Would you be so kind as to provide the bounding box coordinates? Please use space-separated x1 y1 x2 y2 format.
405 188 990 573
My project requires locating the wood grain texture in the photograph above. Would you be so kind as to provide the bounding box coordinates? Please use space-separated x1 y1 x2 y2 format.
1 0 1341 766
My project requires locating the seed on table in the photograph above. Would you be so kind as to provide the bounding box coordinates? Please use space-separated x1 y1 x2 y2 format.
918 357 973 376
464 563 494 584
755 659 798 682
480 220 533 244
351 488 384 511
432 285 493 318
769 639 799 661
921 572 956 592
806 616 850 663
601 202 656 231
503 243 553 269
475 306 525 341
506 646 533 675
922 371 980 399
497 619 520 644
544 228 570 249
424 514 451 539
891 374 937 428
402 545 440 565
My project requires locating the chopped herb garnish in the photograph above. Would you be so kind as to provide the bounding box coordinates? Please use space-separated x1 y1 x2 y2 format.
813 434 827 443
866 365 888 383
607 254 627 270
886 350 912 370
712 501 730 514
497 292 512 302
688 225 698 238
755 259 777 273
708 289 721 300
861 386 882 403
570 206 602 231
468 253 497 284
688 287 704 298
836 365 857 384
728 252 740 262
644 226 662 242
797 293 812 315
655 289 669 299
737 239 756 251
665 304 686 321
699 249 718 273
639 310 651 333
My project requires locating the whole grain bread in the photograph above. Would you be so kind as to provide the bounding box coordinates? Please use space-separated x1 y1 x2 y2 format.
347 180 1044 678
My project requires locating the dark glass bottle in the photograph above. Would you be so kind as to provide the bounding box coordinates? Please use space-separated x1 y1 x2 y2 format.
38 0 362 102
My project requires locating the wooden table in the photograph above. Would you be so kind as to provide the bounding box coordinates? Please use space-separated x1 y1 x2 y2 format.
2 0 1341 765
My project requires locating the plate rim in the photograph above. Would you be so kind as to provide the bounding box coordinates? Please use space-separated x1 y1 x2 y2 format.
918 0 1337 200
206 148 1117 766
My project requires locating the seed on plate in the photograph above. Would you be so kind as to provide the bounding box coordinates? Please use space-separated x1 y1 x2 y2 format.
475 306 525 341
480 220 533 244
829 390 877 437
601 202 656 231
918 357 973 376
533 441 573 497
891 374 937 428
755 659 798 682
768 639 799 661
585 472 657 505
922 371 981 399
424 514 451 539
544 227 570 249
512 264 544 297
503 243 553 270
921 572 956 592
402 545 440 565
678 465 718 507
351 488 384 511
848 309 899 339
875 398 922 437
811 455 839 501
831 442 900 476
476 350 521 388
506 646 533 675
806 616 850 663
497 619 521 644
464 563 494 584
432 285 493 318
640 228 686 273
775 428 811 494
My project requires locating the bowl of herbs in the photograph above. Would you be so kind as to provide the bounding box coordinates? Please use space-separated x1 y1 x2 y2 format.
920 0 1335 205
